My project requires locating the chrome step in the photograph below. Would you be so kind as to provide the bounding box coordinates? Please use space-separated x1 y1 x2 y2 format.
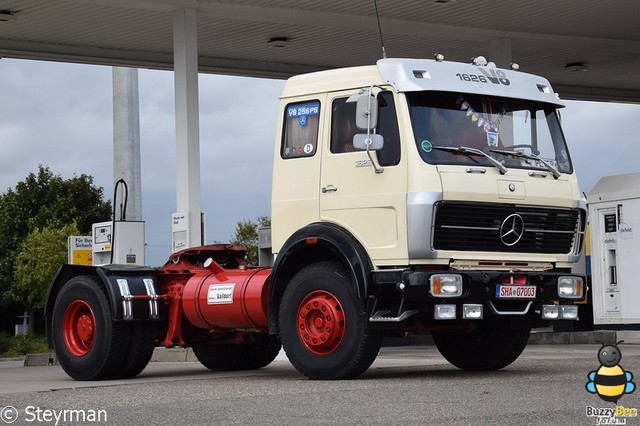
369 309 418 323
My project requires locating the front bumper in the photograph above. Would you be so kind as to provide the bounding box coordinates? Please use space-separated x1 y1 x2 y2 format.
371 269 586 321
402 270 584 302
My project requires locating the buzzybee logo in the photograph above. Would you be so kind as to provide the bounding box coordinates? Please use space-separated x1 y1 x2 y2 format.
586 341 636 403
585 341 638 425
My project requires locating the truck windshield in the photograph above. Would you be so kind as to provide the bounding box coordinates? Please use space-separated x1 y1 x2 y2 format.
407 91 572 174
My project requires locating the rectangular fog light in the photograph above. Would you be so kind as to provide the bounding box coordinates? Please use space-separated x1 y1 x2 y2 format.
560 305 579 320
434 304 456 320
430 274 463 297
541 305 560 320
557 276 584 299
462 304 483 319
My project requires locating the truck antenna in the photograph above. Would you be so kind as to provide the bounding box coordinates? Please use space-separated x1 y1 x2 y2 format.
373 0 387 59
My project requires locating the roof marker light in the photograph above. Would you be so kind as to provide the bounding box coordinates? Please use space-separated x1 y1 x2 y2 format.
471 56 487 66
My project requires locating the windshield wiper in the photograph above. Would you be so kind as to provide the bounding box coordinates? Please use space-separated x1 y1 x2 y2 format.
490 149 560 179
432 145 507 174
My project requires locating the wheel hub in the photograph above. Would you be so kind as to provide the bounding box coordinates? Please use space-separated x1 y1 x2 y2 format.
76 314 94 341
296 290 345 355
63 300 96 357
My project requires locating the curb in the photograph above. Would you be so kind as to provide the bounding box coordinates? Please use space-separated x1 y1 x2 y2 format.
528 330 640 345
23 352 58 366
0 357 24 362
150 347 198 362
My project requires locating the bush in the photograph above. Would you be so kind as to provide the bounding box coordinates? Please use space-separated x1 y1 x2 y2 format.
0 333 49 357
0 332 12 355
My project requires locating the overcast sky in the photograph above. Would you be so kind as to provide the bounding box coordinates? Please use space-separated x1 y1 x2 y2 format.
1 59 639 265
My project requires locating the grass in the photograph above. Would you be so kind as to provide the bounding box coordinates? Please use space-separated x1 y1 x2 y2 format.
0 332 50 357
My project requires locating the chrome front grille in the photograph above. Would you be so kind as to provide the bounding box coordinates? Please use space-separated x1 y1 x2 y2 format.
432 202 584 254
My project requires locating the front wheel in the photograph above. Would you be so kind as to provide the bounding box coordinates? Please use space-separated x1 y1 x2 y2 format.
278 261 382 380
432 319 530 371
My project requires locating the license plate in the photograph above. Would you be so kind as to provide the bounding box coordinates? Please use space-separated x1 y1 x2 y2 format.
496 285 537 299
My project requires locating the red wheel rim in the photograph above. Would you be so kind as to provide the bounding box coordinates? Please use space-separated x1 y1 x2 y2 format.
63 300 96 357
296 290 346 355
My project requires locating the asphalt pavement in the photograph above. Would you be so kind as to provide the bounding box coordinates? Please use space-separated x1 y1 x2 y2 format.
1 343 640 425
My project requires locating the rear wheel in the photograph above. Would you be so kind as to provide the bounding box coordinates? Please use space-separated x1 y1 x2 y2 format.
114 322 159 379
278 261 382 380
192 343 242 371
234 333 282 370
432 319 530 371
192 333 281 371
52 275 129 380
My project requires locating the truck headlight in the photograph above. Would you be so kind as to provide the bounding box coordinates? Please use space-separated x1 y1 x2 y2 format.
557 276 584 299
462 304 483 319
560 305 579 320
541 305 560 319
430 274 463 297
541 304 579 320
434 304 456 320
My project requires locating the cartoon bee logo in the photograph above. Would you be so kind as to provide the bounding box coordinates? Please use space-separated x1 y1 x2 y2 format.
586 341 636 403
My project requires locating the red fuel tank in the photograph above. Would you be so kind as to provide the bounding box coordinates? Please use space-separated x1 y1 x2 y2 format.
181 261 271 331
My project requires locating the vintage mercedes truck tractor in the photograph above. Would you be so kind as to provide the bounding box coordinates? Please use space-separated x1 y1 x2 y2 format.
46 55 587 381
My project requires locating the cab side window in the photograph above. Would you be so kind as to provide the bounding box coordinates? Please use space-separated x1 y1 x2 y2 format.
330 98 358 153
281 100 320 159
329 92 400 166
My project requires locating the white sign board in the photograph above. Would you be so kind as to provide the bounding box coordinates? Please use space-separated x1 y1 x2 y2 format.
172 212 189 252
68 236 93 265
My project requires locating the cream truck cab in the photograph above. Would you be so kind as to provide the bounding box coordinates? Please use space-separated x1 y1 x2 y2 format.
269 56 586 378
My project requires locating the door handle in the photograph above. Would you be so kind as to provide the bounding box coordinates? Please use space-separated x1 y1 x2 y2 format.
321 185 338 193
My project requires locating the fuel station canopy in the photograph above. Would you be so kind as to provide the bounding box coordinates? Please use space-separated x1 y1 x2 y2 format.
1 0 639 102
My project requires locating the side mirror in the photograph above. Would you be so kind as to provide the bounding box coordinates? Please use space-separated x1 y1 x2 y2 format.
355 94 378 130
353 133 384 151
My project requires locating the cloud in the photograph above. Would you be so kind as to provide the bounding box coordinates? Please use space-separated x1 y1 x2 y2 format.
563 100 640 194
132 69 283 262
0 59 113 194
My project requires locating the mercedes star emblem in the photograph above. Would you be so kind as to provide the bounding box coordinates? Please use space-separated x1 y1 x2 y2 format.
500 214 525 246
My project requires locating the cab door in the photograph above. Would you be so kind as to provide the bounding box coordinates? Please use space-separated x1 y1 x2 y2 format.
271 97 324 253
319 90 408 265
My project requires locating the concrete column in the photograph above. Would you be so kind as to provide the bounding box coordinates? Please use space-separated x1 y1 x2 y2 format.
489 37 512 69
113 67 142 221
173 8 203 248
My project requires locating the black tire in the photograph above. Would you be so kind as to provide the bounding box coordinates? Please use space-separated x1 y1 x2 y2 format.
192 333 281 372
51 275 130 380
114 322 159 379
432 320 530 371
192 344 243 371
278 261 382 380
234 333 282 370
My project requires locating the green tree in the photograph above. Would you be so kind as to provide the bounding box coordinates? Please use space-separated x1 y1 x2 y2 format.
0 165 111 321
230 216 270 266
9 223 80 333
